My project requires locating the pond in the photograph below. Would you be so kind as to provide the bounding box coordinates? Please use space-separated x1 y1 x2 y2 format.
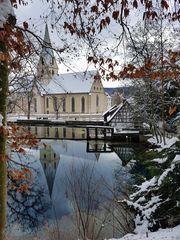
7 126 144 239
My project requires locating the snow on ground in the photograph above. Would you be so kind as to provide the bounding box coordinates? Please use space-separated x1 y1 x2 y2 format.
110 136 180 240
108 225 180 240
173 154 180 163
151 157 167 164
148 136 179 151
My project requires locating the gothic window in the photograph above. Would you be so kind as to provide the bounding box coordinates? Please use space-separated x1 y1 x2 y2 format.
34 98 37 112
46 98 49 108
62 97 66 112
53 97 58 111
81 96 85 113
71 97 75 112
96 95 99 107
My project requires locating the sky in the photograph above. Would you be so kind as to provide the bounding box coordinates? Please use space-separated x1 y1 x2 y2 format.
15 1 132 88
14 0 178 88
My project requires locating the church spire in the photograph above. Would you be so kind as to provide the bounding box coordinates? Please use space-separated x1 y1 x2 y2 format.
37 24 58 84
44 23 51 46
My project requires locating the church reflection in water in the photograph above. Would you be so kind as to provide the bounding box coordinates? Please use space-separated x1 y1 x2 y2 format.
39 139 135 202
8 135 139 236
40 145 60 197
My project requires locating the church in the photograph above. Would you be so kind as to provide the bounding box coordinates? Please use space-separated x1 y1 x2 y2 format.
10 25 108 119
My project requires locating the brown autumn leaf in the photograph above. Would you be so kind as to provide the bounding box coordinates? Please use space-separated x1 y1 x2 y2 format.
124 8 129 17
23 21 28 30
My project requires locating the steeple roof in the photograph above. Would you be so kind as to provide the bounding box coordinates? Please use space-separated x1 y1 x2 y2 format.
44 23 52 46
41 24 54 64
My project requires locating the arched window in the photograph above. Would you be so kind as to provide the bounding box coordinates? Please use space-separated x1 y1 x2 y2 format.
46 98 49 108
71 97 75 112
52 70 54 75
62 97 66 112
96 95 99 107
81 96 85 113
34 98 37 112
53 97 58 111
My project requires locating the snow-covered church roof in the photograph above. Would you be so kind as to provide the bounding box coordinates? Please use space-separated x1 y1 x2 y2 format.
39 70 96 95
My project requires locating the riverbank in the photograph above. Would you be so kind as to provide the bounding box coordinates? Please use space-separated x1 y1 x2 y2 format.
109 225 180 240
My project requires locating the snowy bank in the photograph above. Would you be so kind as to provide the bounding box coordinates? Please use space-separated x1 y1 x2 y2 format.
148 136 179 151
108 225 180 240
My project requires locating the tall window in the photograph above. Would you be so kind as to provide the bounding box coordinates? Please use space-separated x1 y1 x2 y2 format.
81 96 85 113
46 97 49 108
53 97 58 111
96 95 99 107
34 98 37 113
62 97 66 112
71 97 75 112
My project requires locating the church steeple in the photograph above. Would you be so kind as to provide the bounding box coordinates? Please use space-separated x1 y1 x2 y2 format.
37 24 58 85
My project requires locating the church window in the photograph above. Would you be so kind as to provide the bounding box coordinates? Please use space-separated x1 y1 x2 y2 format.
52 70 54 75
52 58 54 65
44 154 46 159
62 97 66 112
34 98 37 112
71 97 75 112
81 96 85 113
46 98 49 108
41 58 44 65
96 95 99 107
53 97 58 111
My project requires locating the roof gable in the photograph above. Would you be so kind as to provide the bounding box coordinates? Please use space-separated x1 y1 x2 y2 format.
104 100 132 123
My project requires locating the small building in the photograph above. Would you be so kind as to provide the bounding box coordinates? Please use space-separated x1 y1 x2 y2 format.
103 99 142 131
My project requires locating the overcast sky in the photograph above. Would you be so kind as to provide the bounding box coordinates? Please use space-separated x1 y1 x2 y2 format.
14 0 177 88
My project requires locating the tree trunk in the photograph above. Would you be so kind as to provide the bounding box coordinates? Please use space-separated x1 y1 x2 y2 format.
0 42 8 239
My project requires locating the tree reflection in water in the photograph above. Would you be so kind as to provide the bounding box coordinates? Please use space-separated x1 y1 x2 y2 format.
7 164 50 232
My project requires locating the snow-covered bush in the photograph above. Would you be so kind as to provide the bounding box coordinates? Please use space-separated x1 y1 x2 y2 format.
124 138 180 233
